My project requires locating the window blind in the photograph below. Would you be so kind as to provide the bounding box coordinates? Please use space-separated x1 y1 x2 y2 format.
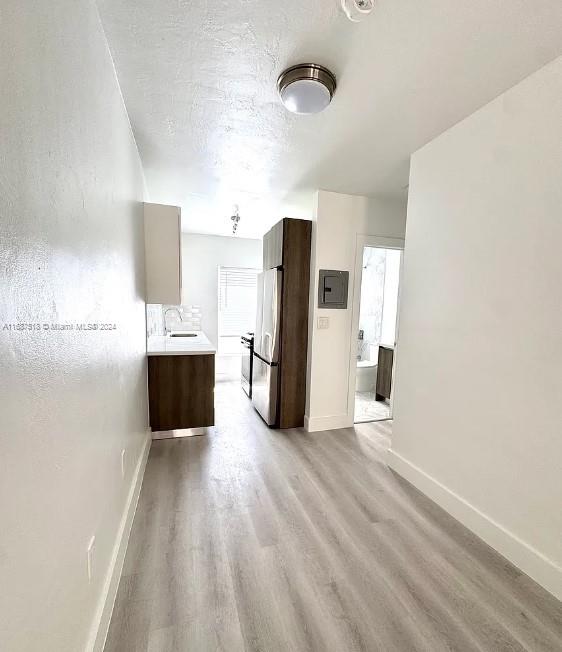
218 266 259 338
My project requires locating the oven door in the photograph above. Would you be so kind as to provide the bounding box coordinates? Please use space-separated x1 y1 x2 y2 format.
241 339 253 398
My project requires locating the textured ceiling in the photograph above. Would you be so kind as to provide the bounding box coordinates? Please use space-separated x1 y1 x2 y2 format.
97 0 562 237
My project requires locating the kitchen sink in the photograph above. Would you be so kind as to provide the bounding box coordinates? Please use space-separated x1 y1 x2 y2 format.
169 333 198 338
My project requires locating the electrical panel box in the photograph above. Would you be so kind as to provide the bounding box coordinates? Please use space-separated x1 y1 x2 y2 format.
318 269 349 309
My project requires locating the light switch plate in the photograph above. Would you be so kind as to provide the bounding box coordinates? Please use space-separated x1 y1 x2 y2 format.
318 317 330 330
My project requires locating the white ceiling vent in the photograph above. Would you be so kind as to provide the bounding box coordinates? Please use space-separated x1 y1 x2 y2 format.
341 0 375 22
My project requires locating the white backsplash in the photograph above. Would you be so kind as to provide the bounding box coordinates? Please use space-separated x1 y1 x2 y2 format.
146 304 202 336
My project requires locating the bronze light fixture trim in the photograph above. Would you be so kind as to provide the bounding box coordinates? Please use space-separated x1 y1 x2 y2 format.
277 64 337 114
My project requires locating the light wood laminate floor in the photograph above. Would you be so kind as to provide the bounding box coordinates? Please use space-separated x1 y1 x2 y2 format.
105 382 562 652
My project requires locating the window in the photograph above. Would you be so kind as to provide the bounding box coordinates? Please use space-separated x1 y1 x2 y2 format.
218 266 259 353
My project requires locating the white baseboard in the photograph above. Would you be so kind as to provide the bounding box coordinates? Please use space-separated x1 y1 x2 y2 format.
387 449 562 602
305 413 353 432
87 429 152 652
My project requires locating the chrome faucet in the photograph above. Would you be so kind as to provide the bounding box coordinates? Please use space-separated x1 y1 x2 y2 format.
163 307 183 335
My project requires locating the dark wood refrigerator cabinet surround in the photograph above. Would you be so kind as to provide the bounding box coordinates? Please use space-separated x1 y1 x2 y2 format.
148 354 215 431
262 218 312 429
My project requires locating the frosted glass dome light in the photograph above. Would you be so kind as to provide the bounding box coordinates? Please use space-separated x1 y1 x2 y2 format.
277 64 336 115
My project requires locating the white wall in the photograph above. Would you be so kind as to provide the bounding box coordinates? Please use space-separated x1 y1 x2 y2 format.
305 191 407 432
181 233 262 347
390 56 562 600
0 3 149 651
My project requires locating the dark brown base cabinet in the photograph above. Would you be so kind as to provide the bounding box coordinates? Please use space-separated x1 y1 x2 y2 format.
375 345 394 402
148 354 215 431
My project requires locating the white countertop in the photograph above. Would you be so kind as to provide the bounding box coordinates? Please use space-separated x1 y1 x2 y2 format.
147 331 216 356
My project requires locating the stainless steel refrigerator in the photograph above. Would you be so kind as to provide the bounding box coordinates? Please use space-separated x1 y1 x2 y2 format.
252 268 282 425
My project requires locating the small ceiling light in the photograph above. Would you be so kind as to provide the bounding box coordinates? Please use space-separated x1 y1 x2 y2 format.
277 64 336 115
341 0 375 22
230 205 241 235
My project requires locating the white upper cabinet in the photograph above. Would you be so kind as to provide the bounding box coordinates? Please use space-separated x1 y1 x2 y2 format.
144 203 182 305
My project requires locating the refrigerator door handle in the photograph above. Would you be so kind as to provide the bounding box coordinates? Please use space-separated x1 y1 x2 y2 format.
270 270 282 363
253 351 279 367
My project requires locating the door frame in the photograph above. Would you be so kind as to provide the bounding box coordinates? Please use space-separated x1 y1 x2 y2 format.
347 234 405 424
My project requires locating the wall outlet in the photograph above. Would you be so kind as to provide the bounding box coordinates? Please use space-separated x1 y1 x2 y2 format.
87 536 96 583
317 316 330 330
121 449 126 478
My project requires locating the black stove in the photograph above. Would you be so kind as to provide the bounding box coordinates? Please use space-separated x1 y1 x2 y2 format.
240 332 254 398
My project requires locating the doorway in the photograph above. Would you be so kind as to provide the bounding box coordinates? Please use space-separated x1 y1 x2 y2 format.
350 238 403 424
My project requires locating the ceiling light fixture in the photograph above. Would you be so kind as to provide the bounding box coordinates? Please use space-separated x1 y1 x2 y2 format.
230 205 241 235
277 64 336 115
341 0 375 22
